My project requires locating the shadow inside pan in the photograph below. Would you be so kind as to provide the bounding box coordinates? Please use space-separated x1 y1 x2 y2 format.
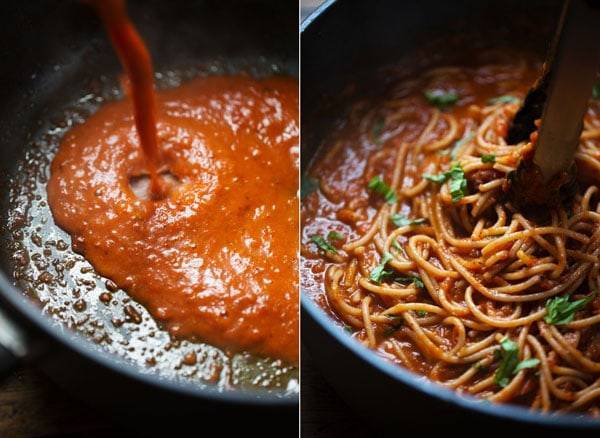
0 0 298 394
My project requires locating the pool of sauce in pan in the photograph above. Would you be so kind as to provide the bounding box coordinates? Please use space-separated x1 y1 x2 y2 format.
5 64 298 392
48 74 299 364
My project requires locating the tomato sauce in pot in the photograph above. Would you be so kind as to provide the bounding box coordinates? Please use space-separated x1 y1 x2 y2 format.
48 74 299 364
47 0 298 365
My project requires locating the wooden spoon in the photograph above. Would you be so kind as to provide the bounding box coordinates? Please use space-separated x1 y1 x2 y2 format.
507 0 600 209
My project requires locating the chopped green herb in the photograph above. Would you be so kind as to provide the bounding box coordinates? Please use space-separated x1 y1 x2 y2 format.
391 239 403 251
513 358 541 374
494 338 540 388
327 230 345 242
371 117 385 144
481 154 496 163
411 276 425 289
369 252 423 287
423 173 448 184
344 325 354 333
593 82 600 100
416 310 428 317
494 338 519 388
390 213 427 228
368 175 397 204
310 235 337 254
424 89 459 110
393 275 424 289
425 163 468 203
448 164 468 203
369 252 394 283
544 293 596 325
301 176 319 199
488 95 520 105
472 362 488 373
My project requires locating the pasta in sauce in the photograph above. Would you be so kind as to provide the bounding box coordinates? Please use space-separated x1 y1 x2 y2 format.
302 51 600 414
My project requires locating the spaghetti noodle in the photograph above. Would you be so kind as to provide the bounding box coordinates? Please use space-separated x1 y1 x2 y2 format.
301 52 600 415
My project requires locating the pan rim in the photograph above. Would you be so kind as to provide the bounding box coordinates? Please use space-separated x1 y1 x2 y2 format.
0 0 299 405
300 0 600 427
0 269 297 406
302 294 600 428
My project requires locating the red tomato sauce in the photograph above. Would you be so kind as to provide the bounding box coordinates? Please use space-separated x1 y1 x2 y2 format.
48 74 299 364
91 0 163 197
47 0 299 364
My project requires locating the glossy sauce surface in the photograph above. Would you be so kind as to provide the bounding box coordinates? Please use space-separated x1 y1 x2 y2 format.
48 75 299 363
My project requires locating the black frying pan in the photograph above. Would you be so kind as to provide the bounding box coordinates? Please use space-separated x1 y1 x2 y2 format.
0 0 298 433
301 0 600 432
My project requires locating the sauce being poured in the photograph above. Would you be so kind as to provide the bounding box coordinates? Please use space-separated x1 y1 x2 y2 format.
91 0 163 198
47 1 299 363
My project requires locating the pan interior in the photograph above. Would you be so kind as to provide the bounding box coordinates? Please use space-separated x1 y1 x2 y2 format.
0 0 298 394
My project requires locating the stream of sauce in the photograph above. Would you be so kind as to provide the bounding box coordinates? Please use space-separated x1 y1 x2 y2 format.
47 1 299 364
91 0 163 198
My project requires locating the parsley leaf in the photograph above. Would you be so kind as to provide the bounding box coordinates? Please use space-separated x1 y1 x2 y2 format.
424 173 448 183
369 252 394 283
327 230 345 242
390 214 427 228
424 89 459 110
368 175 397 204
411 276 425 289
310 235 337 254
369 253 424 287
593 82 600 100
448 164 468 203
481 154 496 163
544 293 595 325
301 176 319 199
392 275 424 289
488 95 520 105
494 338 519 387
472 362 488 373
494 338 540 388
426 163 468 203
513 358 541 374
416 310 428 317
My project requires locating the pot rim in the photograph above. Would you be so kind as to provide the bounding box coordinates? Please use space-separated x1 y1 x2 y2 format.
302 294 600 428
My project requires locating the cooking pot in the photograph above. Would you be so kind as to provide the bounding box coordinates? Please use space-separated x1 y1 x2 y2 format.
0 0 298 434
301 0 600 431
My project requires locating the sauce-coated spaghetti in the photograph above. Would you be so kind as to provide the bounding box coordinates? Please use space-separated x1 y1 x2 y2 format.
302 51 600 415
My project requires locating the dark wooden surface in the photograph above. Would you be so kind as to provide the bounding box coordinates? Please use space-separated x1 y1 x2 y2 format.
0 367 114 437
301 346 374 438
0 351 362 438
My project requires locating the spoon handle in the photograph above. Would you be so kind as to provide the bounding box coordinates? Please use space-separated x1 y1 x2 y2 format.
533 0 600 182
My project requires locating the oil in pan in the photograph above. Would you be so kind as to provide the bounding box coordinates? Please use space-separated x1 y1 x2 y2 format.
3 60 298 394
